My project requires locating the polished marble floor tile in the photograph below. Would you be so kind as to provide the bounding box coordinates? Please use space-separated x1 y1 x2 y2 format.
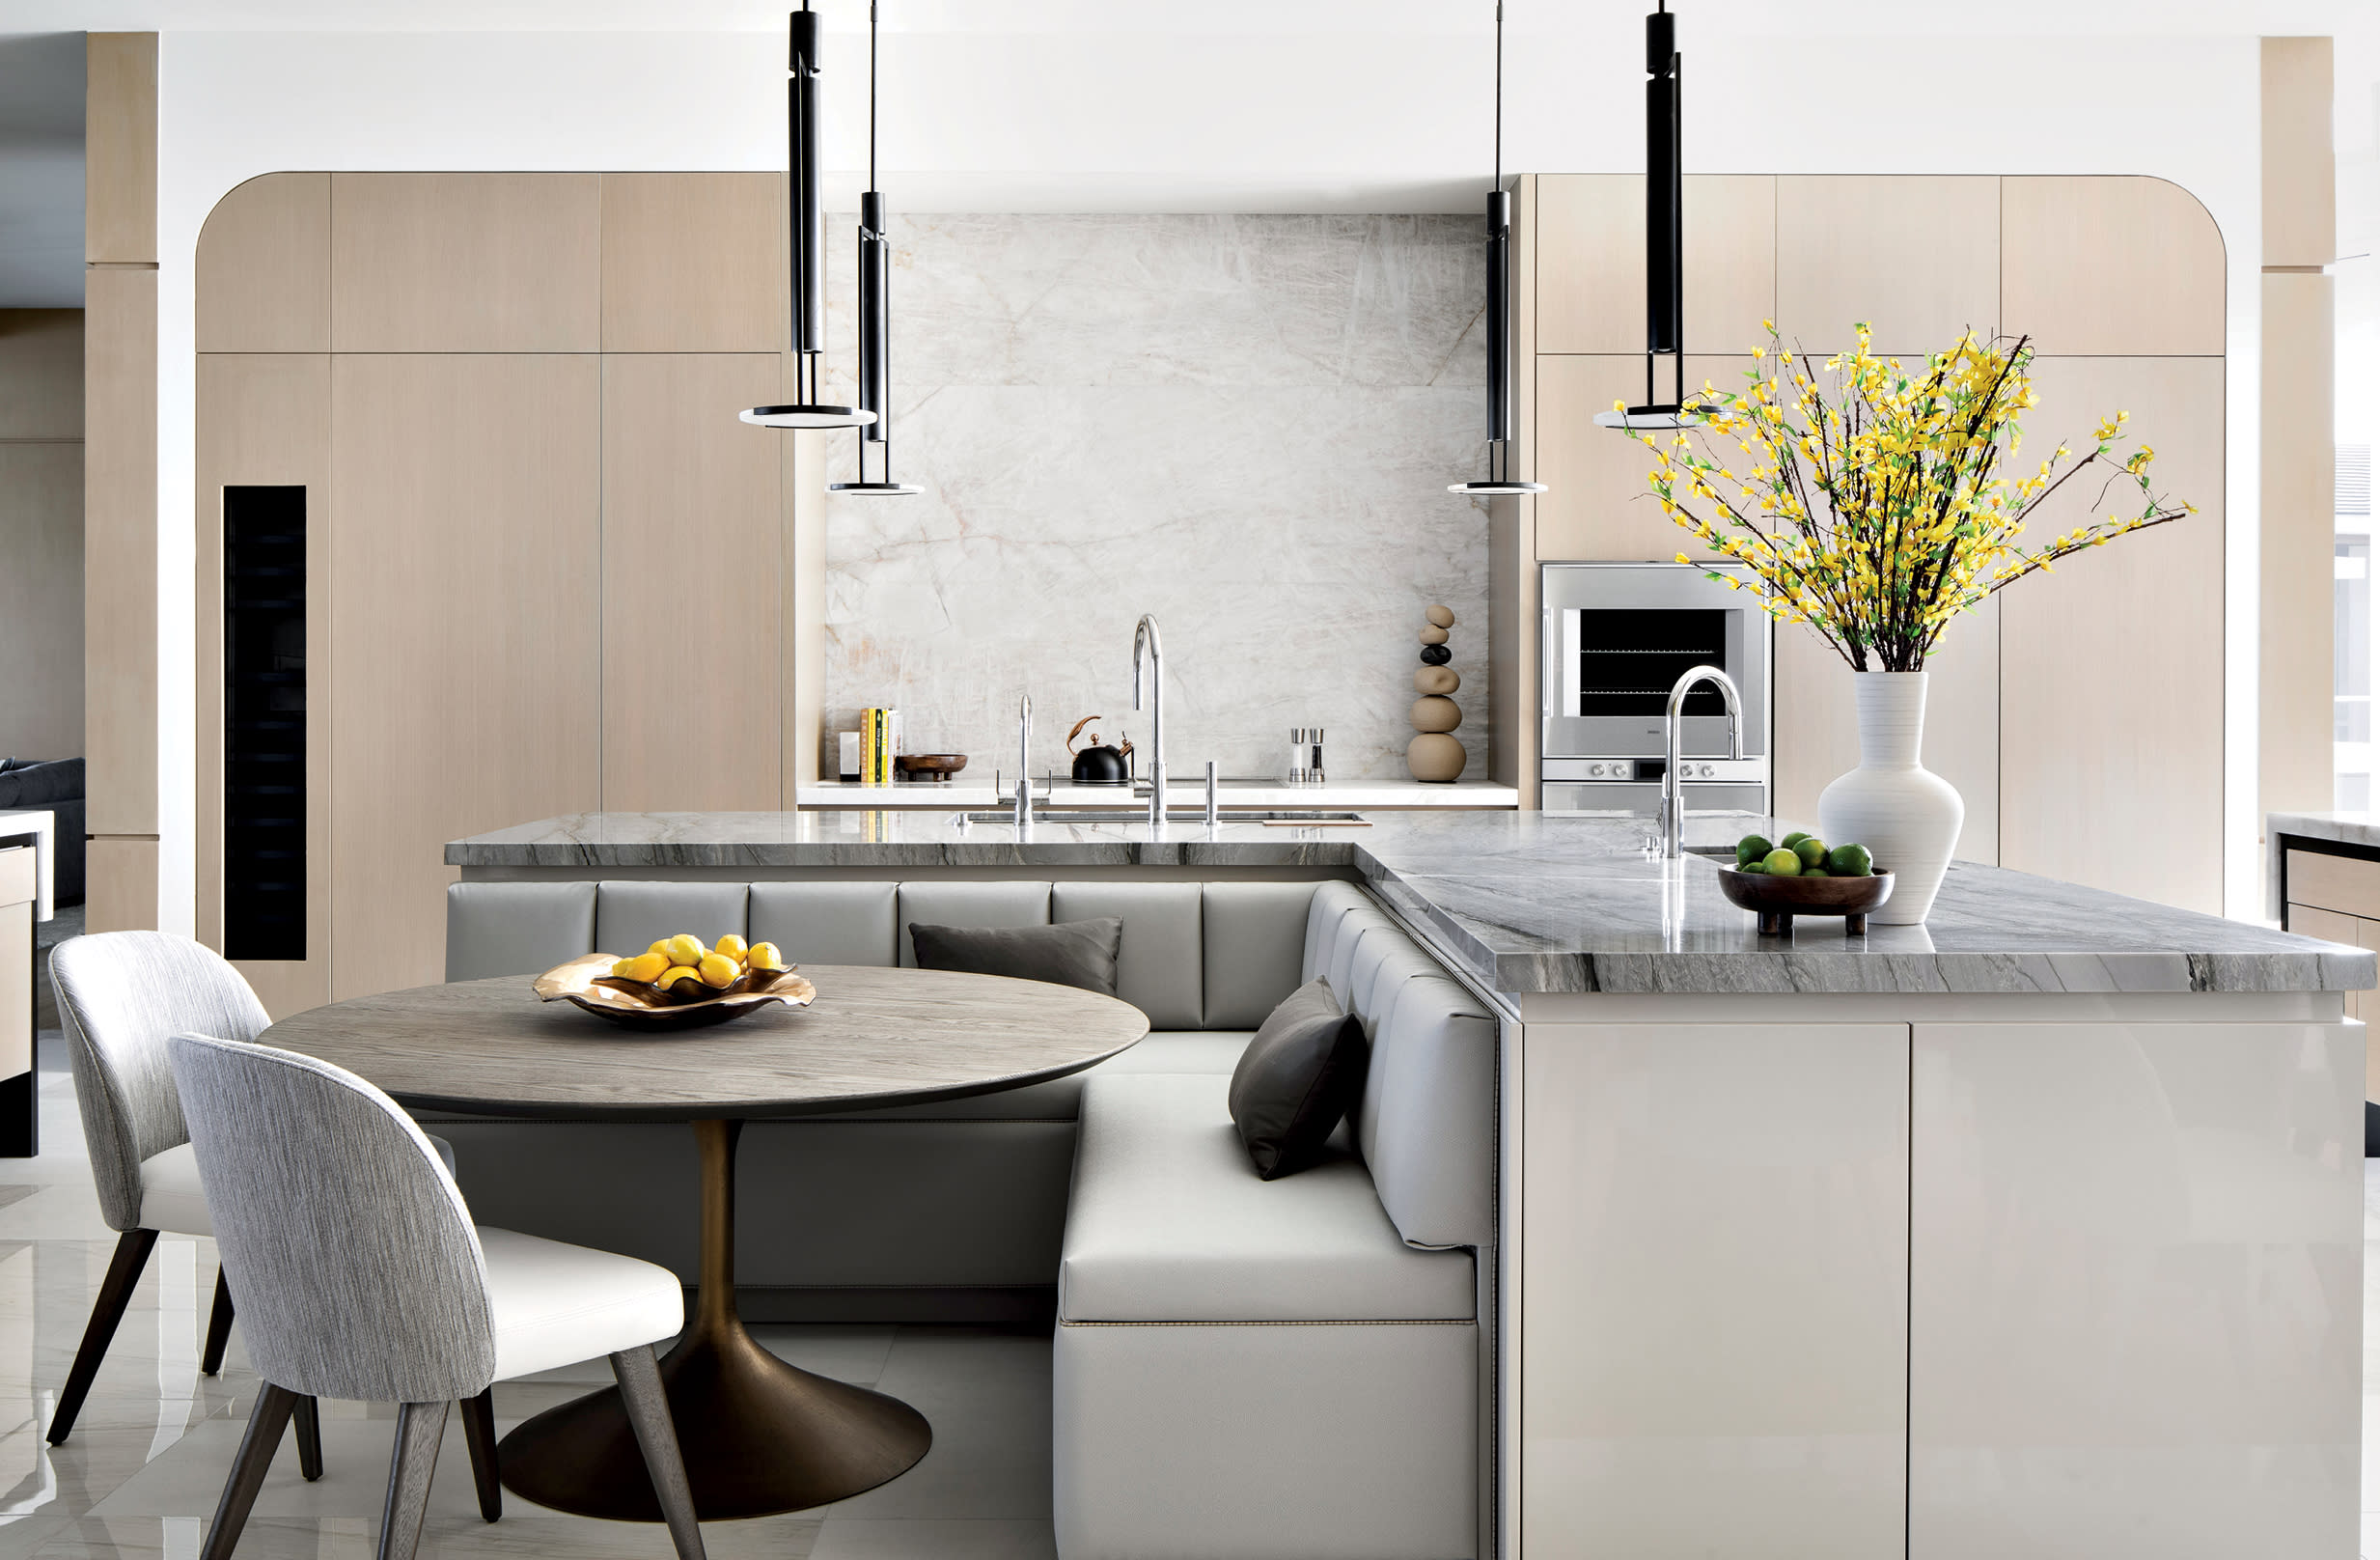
810 1518 1056 1560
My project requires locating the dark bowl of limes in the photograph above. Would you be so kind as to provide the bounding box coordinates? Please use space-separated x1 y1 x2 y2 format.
1716 832 1893 934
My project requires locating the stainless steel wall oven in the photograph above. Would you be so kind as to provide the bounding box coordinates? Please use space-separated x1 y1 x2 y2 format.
1540 562 1771 817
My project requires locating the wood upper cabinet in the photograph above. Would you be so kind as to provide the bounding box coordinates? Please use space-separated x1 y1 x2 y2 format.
1773 599 2000 864
328 354 601 999
1998 356 2224 912
601 354 786 810
331 174 601 352
1775 176 1999 358
2002 178 2226 357
601 174 784 353
1535 175 1776 356
84 265 157 839
196 353 332 1017
1533 354 1748 563
198 174 331 353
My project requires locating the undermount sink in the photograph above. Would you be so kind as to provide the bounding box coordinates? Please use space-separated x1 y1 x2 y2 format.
958 809 1368 825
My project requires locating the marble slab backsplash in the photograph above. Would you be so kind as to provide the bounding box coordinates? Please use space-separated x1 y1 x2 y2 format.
815 212 1490 784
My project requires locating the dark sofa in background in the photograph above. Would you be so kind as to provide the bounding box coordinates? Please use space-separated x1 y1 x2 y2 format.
0 759 83 905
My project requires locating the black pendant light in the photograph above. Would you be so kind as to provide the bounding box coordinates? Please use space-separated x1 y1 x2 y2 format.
1450 1 1546 497
829 0 921 495
742 4 875 432
1594 1 1709 432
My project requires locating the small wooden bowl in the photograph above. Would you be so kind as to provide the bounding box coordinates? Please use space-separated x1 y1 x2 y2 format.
1716 866 1895 936
533 953 817 1031
895 753 968 782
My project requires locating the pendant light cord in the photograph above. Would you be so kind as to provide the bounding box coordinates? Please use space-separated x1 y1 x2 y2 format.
1493 1 1502 189
870 0 879 190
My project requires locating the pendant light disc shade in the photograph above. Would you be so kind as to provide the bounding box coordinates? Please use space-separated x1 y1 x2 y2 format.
1448 479 1548 495
827 480 922 495
1592 406 1710 431
742 404 878 430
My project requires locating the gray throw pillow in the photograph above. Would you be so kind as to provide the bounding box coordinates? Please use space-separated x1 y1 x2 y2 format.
908 917 1123 997
1227 978 1368 1181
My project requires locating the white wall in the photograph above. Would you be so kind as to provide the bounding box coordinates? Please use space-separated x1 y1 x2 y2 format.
152 23 2264 929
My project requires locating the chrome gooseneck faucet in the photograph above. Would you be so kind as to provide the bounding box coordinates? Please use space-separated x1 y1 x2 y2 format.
1014 692 1034 828
1661 664 1742 858
1132 615 1167 829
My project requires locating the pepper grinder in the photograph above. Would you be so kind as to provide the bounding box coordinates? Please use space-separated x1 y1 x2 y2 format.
1288 728 1326 786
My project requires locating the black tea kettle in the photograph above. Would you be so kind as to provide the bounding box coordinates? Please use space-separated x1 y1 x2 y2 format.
1067 715 1134 786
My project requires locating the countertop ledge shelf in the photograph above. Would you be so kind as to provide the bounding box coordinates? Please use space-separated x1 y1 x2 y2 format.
792 780 1521 809
450 811 2374 998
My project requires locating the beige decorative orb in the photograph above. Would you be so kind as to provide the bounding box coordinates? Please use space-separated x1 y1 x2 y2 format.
1407 733 1466 783
1419 624 1449 646
1410 694 1462 734
1425 604 1455 629
1414 665 1460 696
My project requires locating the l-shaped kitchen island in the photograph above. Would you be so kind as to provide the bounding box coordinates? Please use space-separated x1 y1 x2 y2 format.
448 809 2373 1560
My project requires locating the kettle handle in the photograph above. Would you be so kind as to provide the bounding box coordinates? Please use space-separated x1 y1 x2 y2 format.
1066 714 1102 754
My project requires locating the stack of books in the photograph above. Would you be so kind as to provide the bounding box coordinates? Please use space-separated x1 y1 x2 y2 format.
859 708 901 785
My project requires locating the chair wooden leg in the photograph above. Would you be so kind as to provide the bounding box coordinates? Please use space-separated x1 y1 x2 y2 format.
200 1380 299 1560
293 1394 324 1481
458 1388 501 1521
611 1347 706 1560
48 1228 158 1443
202 1267 235 1376
375 1401 447 1560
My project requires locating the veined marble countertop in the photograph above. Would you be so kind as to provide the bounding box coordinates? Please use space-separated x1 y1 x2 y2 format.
794 779 1520 810
449 811 2373 996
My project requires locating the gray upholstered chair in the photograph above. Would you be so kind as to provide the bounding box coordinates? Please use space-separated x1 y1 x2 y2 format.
45 931 326 1472
168 1031 706 1560
44 933 484 1495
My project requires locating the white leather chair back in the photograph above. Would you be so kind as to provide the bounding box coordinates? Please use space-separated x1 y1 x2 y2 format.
49 932 272 1232
169 1032 499 1404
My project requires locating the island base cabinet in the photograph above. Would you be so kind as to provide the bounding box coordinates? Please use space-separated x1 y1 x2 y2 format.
1907 1021 2362 1559
1519 1022 1911 1558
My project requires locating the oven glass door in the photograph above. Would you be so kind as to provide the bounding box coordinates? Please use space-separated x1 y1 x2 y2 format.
1545 604 1766 759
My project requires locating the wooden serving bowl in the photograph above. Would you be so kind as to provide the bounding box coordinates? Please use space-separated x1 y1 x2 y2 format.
895 753 968 782
533 953 817 1030
1716 866 1895 935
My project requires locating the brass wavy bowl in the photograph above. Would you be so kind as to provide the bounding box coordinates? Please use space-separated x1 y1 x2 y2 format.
533 953 817 1031
1716 866 1895 935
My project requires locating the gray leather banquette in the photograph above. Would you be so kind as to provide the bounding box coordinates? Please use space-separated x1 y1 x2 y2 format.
444 877 1495 1559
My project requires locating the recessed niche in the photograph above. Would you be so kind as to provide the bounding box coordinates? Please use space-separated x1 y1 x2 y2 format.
223 486 306 962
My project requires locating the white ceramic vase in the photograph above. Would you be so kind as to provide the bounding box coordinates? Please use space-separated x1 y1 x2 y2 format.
1816 671 1964 926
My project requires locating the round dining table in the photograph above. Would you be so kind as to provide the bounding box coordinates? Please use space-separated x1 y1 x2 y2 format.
259 963 1148 1521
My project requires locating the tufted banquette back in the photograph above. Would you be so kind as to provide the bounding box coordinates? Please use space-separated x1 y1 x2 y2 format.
446 878 1496 1249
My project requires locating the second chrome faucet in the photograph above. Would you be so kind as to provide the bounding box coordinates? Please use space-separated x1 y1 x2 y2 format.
1132 615 1167 829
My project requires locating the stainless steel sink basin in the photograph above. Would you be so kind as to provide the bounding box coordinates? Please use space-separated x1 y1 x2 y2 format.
958 809 1368 825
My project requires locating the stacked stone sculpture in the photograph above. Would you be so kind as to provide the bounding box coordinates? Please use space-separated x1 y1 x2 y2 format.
1407 603 1465 783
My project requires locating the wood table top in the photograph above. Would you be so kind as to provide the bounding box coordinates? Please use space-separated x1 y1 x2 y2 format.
260 965 1149 1121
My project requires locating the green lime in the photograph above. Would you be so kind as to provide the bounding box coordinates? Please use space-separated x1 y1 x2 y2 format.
1792 837 1827 868
1735 832 1774 864
1803 867 1829 878
1780 831 1812 849
1762 847 1802 877
1737 859 1767 875
1827 843 1872 877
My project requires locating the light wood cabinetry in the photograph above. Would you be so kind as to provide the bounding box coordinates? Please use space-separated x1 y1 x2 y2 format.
2001 178 2225 356
0 444 84 761
2280 851 2380 1099
195 353 332 1018
601 354 785 810
1533 354 1746 564
1774 600 2000 866
84 838 158 935
84 35 156 265
600 174 783 353
1534 175 1776 356
1775 176 1999 357
0 310 85 438
1998 356 2224 912
783 423 827 795
328 354 601 998
84 265 157 841
331 174 601 352
197 174 330 353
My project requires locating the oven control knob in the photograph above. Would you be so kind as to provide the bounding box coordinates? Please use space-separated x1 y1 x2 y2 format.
1588 763 1606 778
1698 764 1716 778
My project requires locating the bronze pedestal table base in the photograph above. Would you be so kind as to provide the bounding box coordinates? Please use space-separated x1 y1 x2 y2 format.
497 1120 931 1520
